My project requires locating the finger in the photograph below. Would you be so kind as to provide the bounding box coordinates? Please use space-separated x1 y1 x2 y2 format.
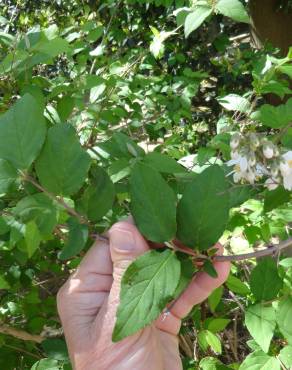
68 238 113 294
76 239 113 277
169 260 230 319
94 221 150 338
109 221 149 280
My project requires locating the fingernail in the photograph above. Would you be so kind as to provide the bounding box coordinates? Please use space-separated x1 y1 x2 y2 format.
110 227 136 252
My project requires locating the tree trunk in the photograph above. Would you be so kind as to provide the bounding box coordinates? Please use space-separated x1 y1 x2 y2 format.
250 0 292 55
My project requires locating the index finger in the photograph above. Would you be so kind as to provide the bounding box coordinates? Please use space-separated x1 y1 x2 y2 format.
168 245 231 319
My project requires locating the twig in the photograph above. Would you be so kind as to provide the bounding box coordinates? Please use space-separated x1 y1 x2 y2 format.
3 344 42 360
228 290 245 313
213 238 292 262
96 234 292 263
20 173 88 225
89 0 122 74
233 312 239 362
0 325 44 343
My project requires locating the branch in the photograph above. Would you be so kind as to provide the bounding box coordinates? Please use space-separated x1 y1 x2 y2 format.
213 238 292 262
0 324 44 343
96 234 292 262
21 173 88 225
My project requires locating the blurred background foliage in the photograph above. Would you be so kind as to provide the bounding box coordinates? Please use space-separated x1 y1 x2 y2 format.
0 0 291 369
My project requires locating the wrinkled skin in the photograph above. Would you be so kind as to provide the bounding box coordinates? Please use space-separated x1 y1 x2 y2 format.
57 220 230 370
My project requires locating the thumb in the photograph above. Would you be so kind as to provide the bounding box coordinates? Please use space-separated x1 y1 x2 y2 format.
95 221 149 340
109 221 149 283
94 222 149 338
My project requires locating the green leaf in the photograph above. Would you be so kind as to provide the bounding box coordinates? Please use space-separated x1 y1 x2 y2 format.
203 260 218 278
35 124 91 196
31 358 59 370
177 165 229 250
200 356 229 370
113 249 181 341
24 220 41 258
0 159 18 193
0 94 46 169
208 286 223 313
32 36 70 58
226 275 250 296
14 193 57 235
254 98 292 128
184 7 212 38
108 158 131 183
245 304 276 353
57 96 75 122
204 318 230 333
198 330 222 354
229 185 255 208
218 94 251 113
143 152 185 174
197 147 216 166
276 297 292 344
216 0 250 24
79 167 115 222
279 346 292 368
59 218 88 260
0 217 9 235
150 37 165 59
113 132 145 159
41 338 69 361
264 186 291 212
0 275 10 290
239 350 281 370
282 127 292 149
173 258 193 298
279 258 292 268
259 80 292 99
278 65 292 78
130 163 177 243
250 257 282 301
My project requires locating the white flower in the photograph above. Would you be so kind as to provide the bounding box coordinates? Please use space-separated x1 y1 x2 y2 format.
280 151 292 191
231 155 248 172
265 177 279 191
283 173 292 191
263 143 274 159
227 155 251 184
280 160 290 175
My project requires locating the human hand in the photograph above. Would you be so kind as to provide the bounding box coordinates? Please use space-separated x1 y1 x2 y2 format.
57 220 230 370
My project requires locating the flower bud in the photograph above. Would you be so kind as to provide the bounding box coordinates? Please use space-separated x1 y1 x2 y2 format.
249 133 260 148
270 166 279 178
248 153 256 167
263 143 274 159
230 133 241 150
274 147 280 157
231 150 239 160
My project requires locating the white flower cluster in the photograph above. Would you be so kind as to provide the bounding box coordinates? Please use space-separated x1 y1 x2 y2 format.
227 133 292 191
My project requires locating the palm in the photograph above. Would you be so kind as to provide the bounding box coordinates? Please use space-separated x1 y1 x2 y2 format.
57 221 230 370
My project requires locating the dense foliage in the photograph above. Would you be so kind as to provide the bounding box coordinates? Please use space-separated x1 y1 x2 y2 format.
0 0 291 369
